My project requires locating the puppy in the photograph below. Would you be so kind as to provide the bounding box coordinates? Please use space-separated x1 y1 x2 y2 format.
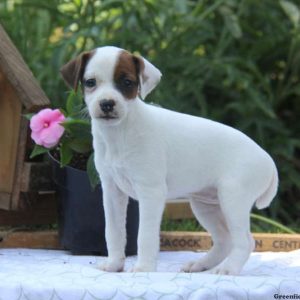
61 46 278 275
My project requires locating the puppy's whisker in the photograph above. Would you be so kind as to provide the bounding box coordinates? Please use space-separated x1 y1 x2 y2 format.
78 107 90 120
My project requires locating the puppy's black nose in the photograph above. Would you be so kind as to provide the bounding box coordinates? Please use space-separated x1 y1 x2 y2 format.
100 99 115 113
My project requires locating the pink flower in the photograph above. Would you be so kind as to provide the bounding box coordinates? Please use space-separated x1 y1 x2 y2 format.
30 108 66 148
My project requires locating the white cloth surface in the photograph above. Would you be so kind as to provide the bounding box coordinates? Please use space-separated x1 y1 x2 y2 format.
0 249 300 300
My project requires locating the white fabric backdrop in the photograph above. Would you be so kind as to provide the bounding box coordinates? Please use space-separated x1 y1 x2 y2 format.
0 248 300 299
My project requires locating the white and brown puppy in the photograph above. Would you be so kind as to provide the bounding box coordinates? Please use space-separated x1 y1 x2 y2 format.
61 46 278 275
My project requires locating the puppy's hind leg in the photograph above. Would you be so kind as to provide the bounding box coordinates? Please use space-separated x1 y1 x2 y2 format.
208 184 255 275
181 199 232 273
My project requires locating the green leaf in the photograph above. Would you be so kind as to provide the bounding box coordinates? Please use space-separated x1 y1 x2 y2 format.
288 169 300 189
62 118 92 139
23 113 35 120
87 152 100 189
30 144 49 159
60 143 73 167
249 90 276 118
280 0 300 28
174 0 187 14
66 90 84 116
219 6 242 39
68 138 92 153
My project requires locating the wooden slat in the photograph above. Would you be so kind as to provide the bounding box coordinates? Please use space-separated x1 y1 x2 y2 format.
0 193 11 210
0 24 49 111
164 202 193 220
1 230 300 252
11 117 28 210
21 162 54 192
0 68 22 205
0 193 57 226
161 231 212 252
0 230 60 249
252 233 300 252
160 232 300 252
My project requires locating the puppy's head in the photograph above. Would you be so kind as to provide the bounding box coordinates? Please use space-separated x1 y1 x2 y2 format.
60 46 161 125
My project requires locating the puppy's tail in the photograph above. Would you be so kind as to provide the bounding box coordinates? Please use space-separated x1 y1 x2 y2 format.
255 163 279 210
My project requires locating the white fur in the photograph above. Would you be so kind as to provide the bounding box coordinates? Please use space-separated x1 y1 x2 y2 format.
84 46 278 275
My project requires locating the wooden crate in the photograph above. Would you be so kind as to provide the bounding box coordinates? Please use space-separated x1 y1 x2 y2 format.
1 230 300 252
0 24 56 223
160 231 300 252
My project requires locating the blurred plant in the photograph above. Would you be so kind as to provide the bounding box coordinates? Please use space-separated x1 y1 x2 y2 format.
1 0 300 229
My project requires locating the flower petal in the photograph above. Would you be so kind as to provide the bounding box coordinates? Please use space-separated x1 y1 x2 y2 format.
51 109 66 121
37 108 54 121
30 114 45 132
40 127 61 148
31 130 43 145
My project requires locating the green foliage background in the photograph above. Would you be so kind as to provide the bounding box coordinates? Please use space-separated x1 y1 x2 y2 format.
1 0 300 230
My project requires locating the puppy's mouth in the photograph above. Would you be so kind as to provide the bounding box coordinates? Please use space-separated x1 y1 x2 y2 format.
99 114 118 120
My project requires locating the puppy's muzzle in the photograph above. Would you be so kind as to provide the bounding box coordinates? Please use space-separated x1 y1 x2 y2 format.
100 99 116 114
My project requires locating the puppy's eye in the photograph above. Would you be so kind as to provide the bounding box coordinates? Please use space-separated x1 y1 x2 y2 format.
84 78 96 88
123 78 133 87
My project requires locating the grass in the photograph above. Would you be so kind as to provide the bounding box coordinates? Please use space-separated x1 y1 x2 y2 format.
161 218 203 232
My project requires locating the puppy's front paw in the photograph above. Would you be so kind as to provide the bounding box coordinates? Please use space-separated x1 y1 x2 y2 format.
98 258 125 272
129 262 156 273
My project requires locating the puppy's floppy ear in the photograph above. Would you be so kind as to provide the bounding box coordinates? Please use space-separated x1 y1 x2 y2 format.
133 55 162 99
60 51 93 91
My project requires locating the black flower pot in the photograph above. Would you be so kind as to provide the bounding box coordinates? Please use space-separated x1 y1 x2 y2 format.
50 154 139 256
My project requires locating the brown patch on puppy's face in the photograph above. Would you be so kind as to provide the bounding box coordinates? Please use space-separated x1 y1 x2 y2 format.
114 51 144 100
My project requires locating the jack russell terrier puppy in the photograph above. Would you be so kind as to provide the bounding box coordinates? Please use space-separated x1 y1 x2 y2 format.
61 46 278 275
